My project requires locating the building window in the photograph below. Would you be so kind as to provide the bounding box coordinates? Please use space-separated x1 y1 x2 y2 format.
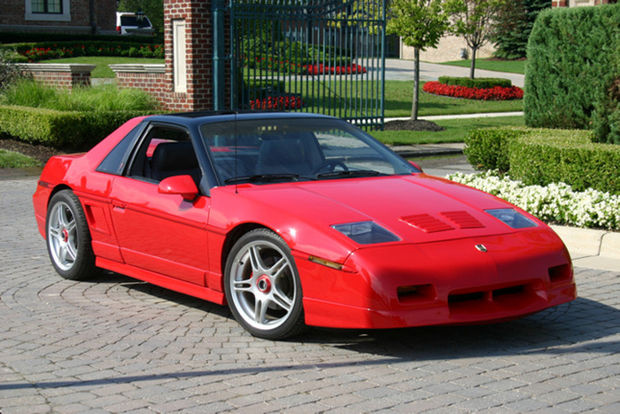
32 0 63 14
25 0 71 21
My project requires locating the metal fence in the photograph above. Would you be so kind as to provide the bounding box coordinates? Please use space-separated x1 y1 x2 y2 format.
228 0 386 129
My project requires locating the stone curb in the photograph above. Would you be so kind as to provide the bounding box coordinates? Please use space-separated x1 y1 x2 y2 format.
551 225 619 272
391 143 464 158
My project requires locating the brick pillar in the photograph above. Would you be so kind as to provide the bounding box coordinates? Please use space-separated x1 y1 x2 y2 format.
164 0 214 111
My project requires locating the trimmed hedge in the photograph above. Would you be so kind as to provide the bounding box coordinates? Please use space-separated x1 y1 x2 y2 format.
463 128 522 172
0 32 162 44
0 41 164 61
525 4 620 144
464 127 620 194
0 105 151 150
438 76 512 89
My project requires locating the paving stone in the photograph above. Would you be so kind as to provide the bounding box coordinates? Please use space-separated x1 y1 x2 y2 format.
0 176 618 413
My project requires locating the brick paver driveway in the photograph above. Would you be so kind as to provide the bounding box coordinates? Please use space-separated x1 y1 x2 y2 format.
1 177 618 413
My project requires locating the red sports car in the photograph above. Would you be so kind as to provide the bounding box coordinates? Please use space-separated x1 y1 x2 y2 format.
33 112 576 339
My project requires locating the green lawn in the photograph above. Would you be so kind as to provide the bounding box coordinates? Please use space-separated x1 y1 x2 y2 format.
437 58 526 75
0 149 41 168
44 56 164 78
370 116 524 145
284 80 522 118
40 58 522 117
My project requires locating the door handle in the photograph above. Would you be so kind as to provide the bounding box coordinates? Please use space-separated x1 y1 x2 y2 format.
112 200 127 210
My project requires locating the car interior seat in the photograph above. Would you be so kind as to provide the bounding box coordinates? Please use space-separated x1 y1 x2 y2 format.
255 132 324 176
149 141 201 184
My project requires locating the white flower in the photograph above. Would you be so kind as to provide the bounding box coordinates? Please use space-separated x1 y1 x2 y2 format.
446 171 620 230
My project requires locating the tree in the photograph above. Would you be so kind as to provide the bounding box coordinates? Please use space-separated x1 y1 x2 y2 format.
491 0 550 60
446 0 505 79
118 0 164 35
387 0 449 120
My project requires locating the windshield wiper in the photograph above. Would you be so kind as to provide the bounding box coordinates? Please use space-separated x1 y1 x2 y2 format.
224 173 300 184
316 170 384 179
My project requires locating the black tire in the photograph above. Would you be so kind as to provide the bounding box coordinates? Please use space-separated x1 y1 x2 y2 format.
45 189 99 280
224 229 305 340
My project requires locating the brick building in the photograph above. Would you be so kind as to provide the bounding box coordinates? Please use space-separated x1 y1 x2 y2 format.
0 0 116 34
552 0 616 7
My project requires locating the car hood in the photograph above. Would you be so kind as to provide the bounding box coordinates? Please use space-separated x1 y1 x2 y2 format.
232 174 535 245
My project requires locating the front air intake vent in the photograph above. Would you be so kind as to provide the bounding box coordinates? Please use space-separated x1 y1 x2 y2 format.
400 214 453 233
441 210 484 229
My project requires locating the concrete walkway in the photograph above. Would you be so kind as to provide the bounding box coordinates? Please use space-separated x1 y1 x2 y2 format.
387 111 524 122
384 58 525 87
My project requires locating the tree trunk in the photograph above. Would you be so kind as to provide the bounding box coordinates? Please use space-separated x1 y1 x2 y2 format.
470 47 477 79
412 47 420 121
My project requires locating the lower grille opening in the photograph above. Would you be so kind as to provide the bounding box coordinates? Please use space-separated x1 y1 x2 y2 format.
397 284 435 304
448 291 485 304
493 285 525 300
549 264 572 284
448 283 535 315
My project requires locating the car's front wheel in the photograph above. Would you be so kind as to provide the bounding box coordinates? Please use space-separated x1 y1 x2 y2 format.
46 189 98 280
224 229 305 339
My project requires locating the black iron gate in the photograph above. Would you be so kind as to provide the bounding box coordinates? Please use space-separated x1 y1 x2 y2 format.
228 0 386 129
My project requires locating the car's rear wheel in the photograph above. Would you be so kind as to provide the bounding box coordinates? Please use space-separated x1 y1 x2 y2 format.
224 229 305 339
46 190 98 280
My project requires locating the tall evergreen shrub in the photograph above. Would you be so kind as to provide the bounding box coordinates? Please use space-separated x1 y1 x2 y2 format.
525 4 620 144
492 0 549 60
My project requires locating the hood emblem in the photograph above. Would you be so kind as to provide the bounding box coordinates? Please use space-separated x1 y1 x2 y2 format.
475 244 488 252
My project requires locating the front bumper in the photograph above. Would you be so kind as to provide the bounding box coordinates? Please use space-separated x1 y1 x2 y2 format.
300 229 576 329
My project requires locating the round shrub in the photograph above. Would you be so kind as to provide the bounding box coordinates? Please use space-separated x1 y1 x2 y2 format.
438 76 512 89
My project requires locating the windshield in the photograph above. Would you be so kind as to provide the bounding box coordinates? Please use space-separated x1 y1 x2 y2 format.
121 15 151 27
200 118 415 185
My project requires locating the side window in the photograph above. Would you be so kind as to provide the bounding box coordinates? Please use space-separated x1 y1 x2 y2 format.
128 125 201 185
97 123 143 175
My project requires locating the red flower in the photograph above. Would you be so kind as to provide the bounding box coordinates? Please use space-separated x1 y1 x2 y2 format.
249 94 304 110
422 81 523 100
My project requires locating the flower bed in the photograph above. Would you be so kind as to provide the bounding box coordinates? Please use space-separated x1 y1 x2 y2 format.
447 170 620 230
423 81 523 100
249 94 303 110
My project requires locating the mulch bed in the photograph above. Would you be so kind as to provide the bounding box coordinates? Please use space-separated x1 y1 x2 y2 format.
383 119 445 132
0 139 61 164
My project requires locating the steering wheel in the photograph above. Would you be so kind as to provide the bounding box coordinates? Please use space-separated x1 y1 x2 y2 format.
312 159 349 175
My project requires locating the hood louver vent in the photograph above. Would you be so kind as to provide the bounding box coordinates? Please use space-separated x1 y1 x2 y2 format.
401 214 453 233
440 210 484 229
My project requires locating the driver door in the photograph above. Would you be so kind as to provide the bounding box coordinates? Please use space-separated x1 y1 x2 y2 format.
108 123 210 286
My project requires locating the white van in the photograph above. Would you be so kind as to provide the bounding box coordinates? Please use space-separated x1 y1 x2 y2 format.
116 12 154 36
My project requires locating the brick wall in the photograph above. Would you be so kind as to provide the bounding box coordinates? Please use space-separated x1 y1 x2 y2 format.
18 63 95 89
112 0 224 112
